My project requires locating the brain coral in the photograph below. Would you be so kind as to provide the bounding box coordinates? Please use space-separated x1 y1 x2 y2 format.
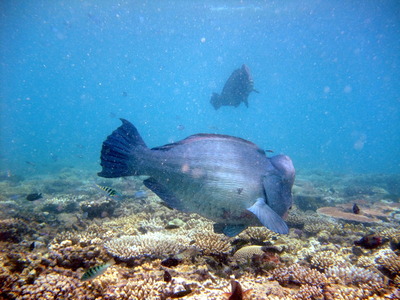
233 245 264 263
104 233 191 260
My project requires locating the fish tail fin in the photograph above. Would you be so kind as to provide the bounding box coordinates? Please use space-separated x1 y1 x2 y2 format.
108 258 116 266
210 93 221 110
98 119 148 178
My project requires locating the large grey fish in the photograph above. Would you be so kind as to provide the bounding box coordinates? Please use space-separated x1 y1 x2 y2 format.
210 64 259 110
98 119 295 236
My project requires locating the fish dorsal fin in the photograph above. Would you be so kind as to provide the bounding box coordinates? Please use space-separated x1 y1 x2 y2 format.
247 198 289 234
143 178 185 211
152 134 263 152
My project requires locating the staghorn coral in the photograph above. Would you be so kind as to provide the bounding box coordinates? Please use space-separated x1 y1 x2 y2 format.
104 233 191 260
271 263 327 287
193 232 231 256
325 265 385 290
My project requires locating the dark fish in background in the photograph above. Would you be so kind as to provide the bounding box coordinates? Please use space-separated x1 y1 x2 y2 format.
81 259 115 281
211 64 259 110
98 119 295 236
26 193 42 201
352 203 360 214
354 235 388 249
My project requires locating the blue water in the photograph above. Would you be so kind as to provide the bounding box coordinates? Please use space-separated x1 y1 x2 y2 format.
1 0 399 176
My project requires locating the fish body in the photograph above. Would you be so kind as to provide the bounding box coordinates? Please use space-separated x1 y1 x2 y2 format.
81 259 115 281
95 184 121 200
26 193 42 201
211 64 258 110
98 119 295 236
354 235 388 249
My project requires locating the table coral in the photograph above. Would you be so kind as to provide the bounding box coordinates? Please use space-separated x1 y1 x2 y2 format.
317 206 381 223
104 232 191 260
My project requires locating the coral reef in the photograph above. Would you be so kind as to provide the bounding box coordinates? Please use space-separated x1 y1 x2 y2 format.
0 218 33 242
0 170 399 299
104 233 191 260
80 198 118 219
193 232 231 256
271 263 328 286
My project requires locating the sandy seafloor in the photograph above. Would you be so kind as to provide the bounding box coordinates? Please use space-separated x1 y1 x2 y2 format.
0 167 400 300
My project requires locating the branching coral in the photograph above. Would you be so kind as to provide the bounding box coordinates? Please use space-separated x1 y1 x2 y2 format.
292 284 324 300
49 239 109 270
237 226 277 242
310 250 346 271
324 285 375 300
376 249 400 280
15 273 96 300
271 263 327 287
193 232 231 255
325 265 385 290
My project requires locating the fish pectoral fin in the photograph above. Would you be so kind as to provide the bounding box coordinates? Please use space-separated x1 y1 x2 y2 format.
213 223 247 237
247 198 289 234
143 178 185 211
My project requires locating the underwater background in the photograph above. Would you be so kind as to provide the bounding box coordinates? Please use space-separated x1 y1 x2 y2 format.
1 1 400 299
1 0 399 175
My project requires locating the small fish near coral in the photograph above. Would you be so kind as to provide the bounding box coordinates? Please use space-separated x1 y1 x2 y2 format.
210 64 259 110
223 279 252 300
352 203 361 214
354 235 388 249
80 258 115 281
98 119 295 237
26 193 43 201
95 184 121 200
